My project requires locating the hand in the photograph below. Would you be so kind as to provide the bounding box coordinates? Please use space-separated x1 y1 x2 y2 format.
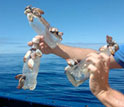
28 35 53 54
86 52 110 97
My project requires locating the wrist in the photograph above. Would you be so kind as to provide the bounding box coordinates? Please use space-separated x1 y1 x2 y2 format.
51 44 60 54
96 86 112 100
51 44 70 59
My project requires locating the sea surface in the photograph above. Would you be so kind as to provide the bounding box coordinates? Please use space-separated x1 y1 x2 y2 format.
0 44 124 107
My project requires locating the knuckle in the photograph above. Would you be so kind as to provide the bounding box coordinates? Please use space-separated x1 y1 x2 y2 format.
105 55 109 59
88 64 98 73
87 53 94 56
100 53 110 61
95 59 101 65
87 52 98 57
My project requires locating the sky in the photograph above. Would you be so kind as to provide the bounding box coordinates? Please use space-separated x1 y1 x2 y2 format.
0 0 124 53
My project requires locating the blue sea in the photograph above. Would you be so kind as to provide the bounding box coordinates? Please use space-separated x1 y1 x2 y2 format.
0 43 124 107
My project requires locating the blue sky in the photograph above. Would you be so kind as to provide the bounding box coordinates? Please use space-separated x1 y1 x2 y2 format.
0 0 124 53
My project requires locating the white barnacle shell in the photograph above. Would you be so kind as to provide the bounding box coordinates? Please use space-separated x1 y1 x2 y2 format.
99 45 107 52
49 27 58 33
66 59 75 66
58 32 63 36
30 52 36 59
28 58 34 70
64 65 71 71
32 38 40 49
32 38 40 44
24 50 31 62
27 13 34 22
36 49 42 57
53 27 58 32
24 8 31 15
32 43 39 49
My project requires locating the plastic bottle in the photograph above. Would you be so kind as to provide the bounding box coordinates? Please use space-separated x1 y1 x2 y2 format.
27 14 62 49
65 48 111 87
16 5 63 90
22 54 40 90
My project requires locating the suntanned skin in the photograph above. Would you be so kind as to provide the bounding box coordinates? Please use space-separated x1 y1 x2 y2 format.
50 44 121 69
28 36 121 69
28 35 124 107
87 53 124 107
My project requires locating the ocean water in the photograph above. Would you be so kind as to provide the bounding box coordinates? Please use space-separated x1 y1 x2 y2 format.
0 46 124 107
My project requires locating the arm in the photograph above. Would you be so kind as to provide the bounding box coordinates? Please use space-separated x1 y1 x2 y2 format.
28 35 97 60
28 35 122 69
52 44 97 60
109 55 122 69
86 53 124 107
29 36 124 106
54 44 121 69
97 88 124 107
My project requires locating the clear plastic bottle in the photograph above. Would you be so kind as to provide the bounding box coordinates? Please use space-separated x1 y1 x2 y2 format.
65 59 90 87
15 37 42 90
29 15 61 48
65 49 111 87
22 51 41 90
16 6 62 90
18 6 62 90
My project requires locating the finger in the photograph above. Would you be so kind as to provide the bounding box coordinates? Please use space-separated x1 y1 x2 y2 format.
39 45 48 54
35 35 43 39
43 49 49 54
35 35 44 42
28 41 33 46
86 55 105 73
99 53 110 63
39 45 44 52
86 52 99 59
43 45 50 54
39 42 48 49
99 53 110 71
40 49 45 54
41 48 49 54
87 64 101 83
39 40 48 47
39 42 44 47
86 52 109 67
86 56 100 66
87 64 97 74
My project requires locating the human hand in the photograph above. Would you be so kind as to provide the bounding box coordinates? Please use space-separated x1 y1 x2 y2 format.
28 35 53 54
86 52 110 97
